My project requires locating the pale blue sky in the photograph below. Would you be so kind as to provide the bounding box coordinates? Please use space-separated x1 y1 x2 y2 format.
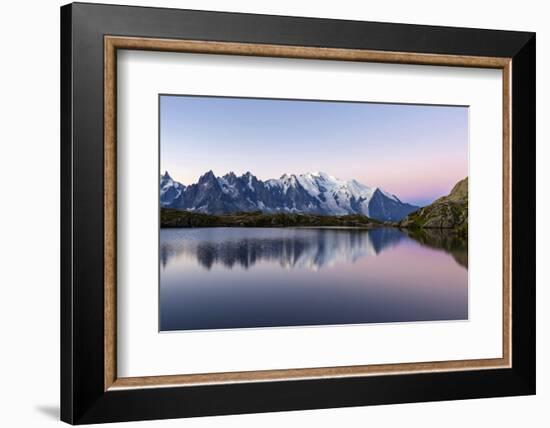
160 95 468 206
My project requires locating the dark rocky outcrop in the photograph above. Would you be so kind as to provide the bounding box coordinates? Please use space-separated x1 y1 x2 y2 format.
399 177 468 236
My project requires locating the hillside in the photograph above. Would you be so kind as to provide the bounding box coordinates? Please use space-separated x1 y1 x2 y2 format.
399 177 468 235
161 208 382 229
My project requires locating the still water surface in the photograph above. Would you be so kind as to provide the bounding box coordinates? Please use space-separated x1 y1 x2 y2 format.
160 227 467 331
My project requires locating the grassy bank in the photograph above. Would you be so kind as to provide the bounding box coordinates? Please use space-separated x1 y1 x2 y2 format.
161 208 382 229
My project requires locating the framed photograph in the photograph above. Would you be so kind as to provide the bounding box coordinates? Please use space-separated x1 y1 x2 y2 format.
61 2 535 424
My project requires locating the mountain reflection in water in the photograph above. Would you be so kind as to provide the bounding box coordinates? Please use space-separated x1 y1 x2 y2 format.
160 227 468 330
160 227 467 271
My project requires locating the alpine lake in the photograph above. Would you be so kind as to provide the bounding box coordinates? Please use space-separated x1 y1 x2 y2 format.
160 226 468 331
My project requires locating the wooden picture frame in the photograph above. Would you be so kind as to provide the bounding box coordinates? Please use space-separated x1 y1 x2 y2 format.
61 2 535 424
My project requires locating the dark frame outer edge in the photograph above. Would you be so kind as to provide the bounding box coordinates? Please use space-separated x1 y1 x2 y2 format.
60 4 74 425
510 34 536 390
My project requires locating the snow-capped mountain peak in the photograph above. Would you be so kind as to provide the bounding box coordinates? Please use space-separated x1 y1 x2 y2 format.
160 170 419 221
160 171 186 207
376 188 399 202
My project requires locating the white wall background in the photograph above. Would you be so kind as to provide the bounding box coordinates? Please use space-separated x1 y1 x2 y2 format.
0 0 545 426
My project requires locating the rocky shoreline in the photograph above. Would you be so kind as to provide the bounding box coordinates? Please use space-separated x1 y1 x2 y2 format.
397 177 468 237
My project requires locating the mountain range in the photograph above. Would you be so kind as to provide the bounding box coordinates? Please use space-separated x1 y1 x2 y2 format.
160 170 419 222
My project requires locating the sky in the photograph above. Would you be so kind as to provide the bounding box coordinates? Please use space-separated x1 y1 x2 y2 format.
160 95 468 206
